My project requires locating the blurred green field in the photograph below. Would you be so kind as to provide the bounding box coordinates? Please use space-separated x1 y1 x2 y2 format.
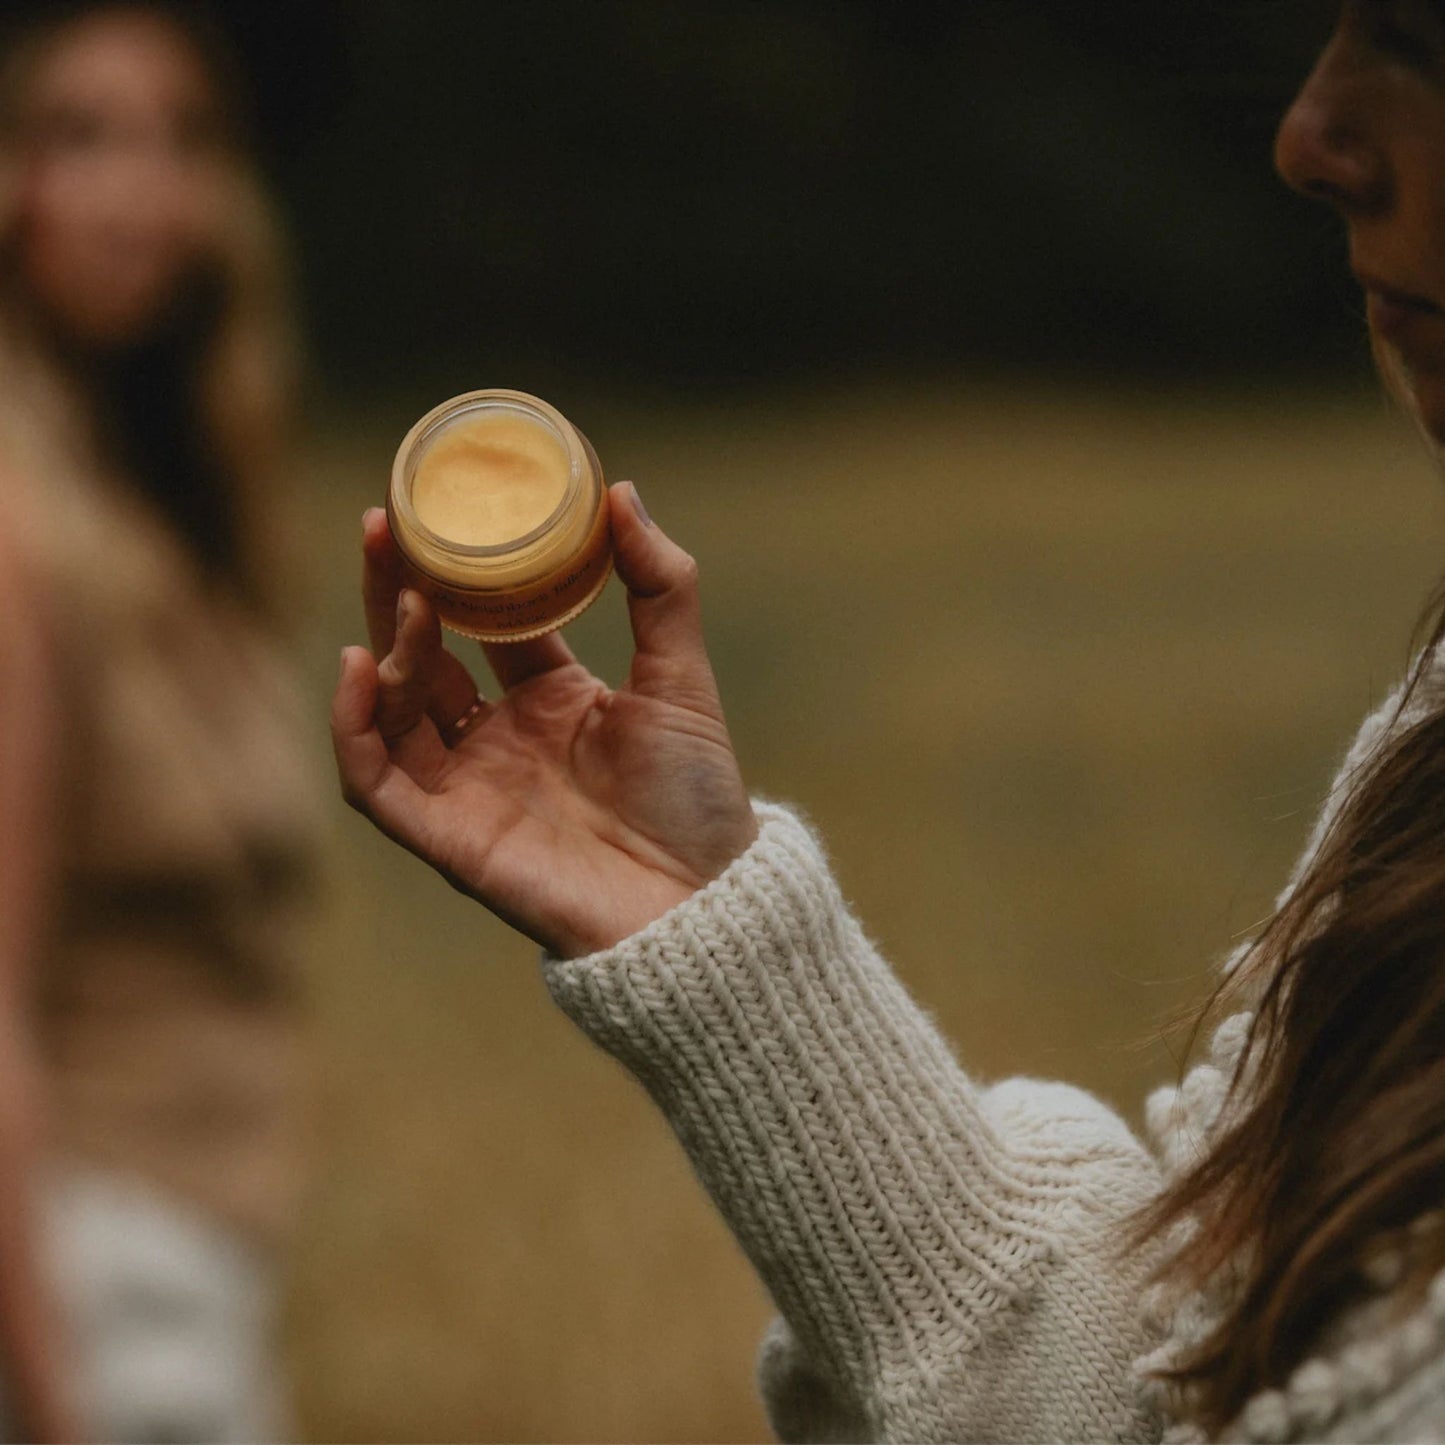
279 379 1445 1443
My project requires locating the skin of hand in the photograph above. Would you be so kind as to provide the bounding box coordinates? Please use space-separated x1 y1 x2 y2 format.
331 481 760 960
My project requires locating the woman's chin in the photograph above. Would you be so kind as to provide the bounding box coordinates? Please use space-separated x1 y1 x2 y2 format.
1407 376 1445 447
1368 335 1445 445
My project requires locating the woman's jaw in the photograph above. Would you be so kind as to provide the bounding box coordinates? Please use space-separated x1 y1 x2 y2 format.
1356 265 1445 441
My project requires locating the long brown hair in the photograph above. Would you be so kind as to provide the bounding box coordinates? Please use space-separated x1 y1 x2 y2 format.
0 1 299 609
1136 572 1445 1432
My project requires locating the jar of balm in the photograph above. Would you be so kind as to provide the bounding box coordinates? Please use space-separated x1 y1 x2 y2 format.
387 389 613 643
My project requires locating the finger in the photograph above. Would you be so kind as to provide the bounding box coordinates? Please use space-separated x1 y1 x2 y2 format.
372 592 468 780
376 586 487 738
376 592 481 775
480 630 578 693
610 481 716 698
428 651 488 733
375 589 442 743
332 646 455 854
370 596 458 781
331 645 427 826
398 590 490 730
362 507 405 656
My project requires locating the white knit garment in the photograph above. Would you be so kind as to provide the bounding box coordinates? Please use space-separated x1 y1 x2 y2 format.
543 660 1445 1443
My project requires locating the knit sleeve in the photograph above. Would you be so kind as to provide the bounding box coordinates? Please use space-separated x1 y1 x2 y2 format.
541 803 1166 1444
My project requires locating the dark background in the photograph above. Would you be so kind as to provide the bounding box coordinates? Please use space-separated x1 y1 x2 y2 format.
175 0 1353 399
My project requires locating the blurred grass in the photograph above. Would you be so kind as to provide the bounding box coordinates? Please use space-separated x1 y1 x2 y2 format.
280 379 1445 1443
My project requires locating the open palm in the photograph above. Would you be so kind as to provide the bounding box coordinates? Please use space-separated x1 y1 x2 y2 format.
331 486 758 959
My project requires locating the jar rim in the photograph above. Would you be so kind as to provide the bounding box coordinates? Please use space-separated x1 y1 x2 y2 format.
390 389 588 559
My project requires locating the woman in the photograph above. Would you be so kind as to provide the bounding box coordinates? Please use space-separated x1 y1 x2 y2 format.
0 4 314 1441
333 2 1445 1440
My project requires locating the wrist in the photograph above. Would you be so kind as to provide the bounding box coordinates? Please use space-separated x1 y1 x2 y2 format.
562 811 762 958
565 876 702 959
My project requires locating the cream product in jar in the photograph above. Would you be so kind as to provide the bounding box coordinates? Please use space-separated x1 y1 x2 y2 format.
388 390 612 642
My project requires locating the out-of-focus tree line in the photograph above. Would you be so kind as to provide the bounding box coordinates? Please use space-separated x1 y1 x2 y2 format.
42 0 1357 394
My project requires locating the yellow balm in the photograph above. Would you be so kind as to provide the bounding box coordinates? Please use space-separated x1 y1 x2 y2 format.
388 390 612 642
410 412 569 547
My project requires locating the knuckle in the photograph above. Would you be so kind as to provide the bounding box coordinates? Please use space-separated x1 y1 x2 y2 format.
673 550 701 589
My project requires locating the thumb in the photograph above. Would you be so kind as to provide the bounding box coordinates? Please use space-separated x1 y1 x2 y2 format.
609 480 718 702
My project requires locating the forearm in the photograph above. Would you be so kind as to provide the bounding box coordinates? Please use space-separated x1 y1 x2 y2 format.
544 803 1163 1441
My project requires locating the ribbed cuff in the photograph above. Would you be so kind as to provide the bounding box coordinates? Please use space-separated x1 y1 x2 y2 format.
542 802 1068 1386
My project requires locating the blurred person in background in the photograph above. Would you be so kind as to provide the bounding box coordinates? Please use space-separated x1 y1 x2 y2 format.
0 3 315 1440
337 2 1445 1441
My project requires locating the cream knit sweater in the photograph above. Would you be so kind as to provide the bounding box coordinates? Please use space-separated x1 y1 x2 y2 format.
542 667 1445 1443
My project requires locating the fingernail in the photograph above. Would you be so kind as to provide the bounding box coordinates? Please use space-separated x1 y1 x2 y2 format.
397 590 413 627
338 646 349 679
628 481 653 528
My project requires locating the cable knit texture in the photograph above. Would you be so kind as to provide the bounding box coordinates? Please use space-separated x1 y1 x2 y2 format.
543 658 1445 1443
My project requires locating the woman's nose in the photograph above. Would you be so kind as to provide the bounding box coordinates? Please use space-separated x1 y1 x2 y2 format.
1274 63 1388 215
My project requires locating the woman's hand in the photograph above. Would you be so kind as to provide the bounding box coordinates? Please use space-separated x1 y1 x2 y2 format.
331 482 759 959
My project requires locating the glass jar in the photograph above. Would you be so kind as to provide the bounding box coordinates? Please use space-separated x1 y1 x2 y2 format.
388 389 612 642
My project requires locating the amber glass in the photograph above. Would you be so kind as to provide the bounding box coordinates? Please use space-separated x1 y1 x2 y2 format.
388 389 612 642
